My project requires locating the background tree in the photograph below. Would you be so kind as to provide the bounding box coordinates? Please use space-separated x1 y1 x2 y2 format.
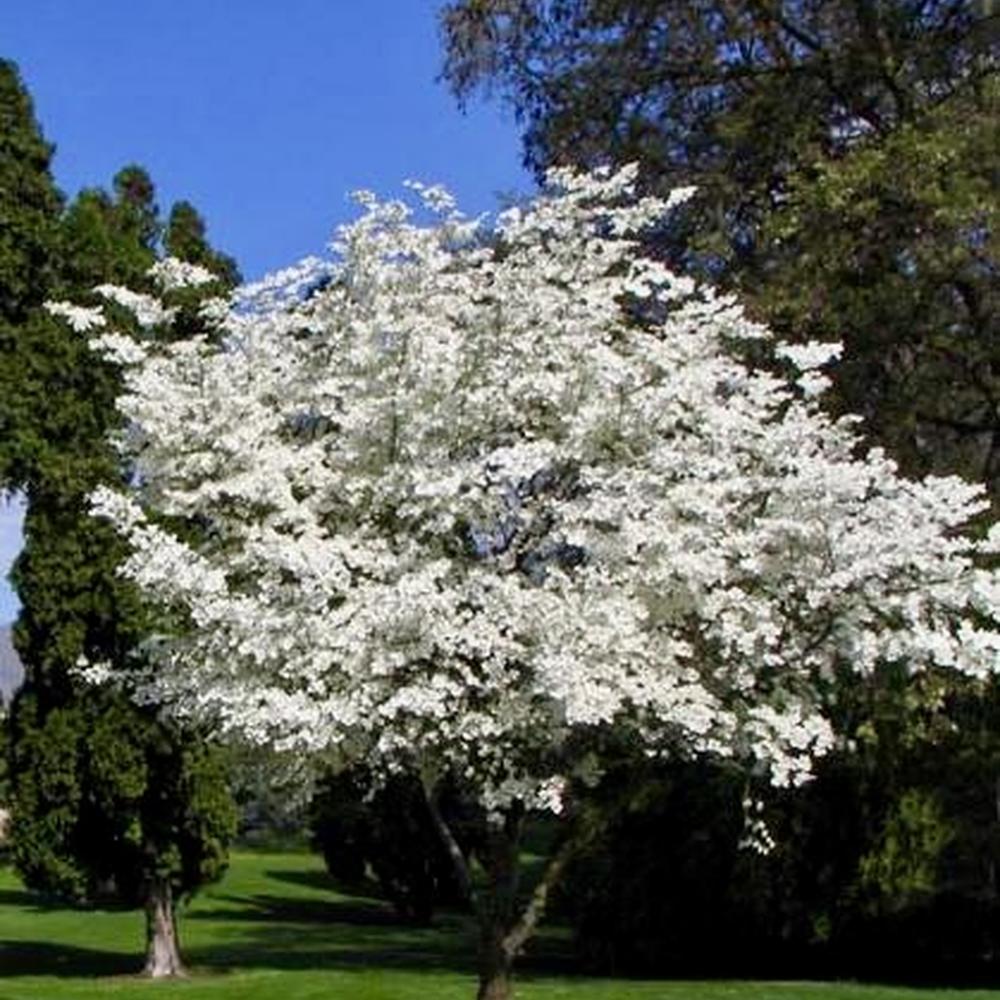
0 59 63 490
0 60 239 978
0 58 61 325
440 0 1000 490
165 200 240 289
440 4 1000 968
558 668 1000 981
759 73 1000 491
310 765 479 924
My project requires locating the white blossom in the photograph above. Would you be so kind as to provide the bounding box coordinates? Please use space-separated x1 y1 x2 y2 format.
94 284 177 329
775 340 844 370
148 257 218 292
63 165 1000 814
44 301 106 332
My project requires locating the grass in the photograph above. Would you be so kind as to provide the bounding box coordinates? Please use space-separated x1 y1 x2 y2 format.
2 849 1000 1000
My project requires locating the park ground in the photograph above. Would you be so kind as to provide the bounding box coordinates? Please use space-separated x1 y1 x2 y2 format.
2 848 999 1000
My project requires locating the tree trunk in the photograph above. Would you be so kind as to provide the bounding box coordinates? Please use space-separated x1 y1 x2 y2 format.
143 877 186 978
422 778 581 1000
477 927 514 1000
475 823 521 1000
422 779 522 1000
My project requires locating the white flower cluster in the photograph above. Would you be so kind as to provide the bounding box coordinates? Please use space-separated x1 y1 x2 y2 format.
44 301 107 332
94 284 176 329
775 340 844 398
148 257 218 292
74 166 1000 812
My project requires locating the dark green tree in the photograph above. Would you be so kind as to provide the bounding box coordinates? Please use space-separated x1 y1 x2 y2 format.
440 4 1000 975
0 60 64 490
441 0 1000 489
9 695 234 971
556 667 1000 981
165 200 241 288
0 61 238 978
759 79 1000 489
0 59 62 324
310 765 478 924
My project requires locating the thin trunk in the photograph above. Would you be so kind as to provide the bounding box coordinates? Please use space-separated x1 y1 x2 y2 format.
476 815 522 1000
423 778 519 1000
143 877 186 978
477 925 514 1000
422 774 476 905
990 774 1000 901
502 833 575 958
422 778 593 1000
475 841 577 1000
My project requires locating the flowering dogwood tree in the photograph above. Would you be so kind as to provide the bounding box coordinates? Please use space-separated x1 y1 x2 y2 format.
62 167 1000 1000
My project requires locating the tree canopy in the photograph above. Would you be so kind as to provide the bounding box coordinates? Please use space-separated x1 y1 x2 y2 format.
0 59 62 324
74 167 1000 1000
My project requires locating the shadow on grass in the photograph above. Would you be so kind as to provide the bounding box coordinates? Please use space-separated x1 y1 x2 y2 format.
0 888 54 910
190 892 401 927
264 867 345 894
0 940 138 978
186 885 478 975
0 887 134 916
184 873 575 979
1 864 576 982
184 919 575 980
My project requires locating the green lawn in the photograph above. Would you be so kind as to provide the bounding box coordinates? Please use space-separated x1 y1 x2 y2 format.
1 849 998 1000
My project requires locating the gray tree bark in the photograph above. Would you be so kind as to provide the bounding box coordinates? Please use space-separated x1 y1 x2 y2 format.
143 877 186 978
422 777 578 1000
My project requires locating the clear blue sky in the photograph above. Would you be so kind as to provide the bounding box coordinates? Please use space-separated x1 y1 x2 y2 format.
0 0 532 624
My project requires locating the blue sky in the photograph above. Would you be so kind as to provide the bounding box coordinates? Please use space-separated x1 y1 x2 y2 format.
0 0 532 624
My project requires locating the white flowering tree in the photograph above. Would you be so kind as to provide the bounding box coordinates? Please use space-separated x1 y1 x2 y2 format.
61 168 1000 1000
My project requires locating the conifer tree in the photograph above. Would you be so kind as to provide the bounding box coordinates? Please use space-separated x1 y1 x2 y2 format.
0 61 238 977
0 59 61 324
165 200 240 289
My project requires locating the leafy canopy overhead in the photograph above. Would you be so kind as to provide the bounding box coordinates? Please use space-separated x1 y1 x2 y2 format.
441 0 993 252
75 167 1000 813
439 1 1000 492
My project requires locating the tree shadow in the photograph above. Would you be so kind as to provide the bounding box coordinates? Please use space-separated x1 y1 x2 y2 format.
0 885 136 915
0 940 138 978
0 888 58 911
189 892 402 927
264 867 343 894
0 864 576 982
186 921 576 980
184 884 575 979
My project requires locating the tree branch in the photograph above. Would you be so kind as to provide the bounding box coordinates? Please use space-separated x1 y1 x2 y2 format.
502 828 576 959
421 773 479 915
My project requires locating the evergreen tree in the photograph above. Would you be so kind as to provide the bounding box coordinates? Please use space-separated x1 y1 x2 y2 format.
0 64 238 978
165 200 240 289
0 60 64 490
0 59 62 324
